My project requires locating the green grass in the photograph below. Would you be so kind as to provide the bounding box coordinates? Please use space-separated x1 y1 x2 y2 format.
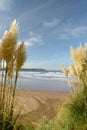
35 91 87 130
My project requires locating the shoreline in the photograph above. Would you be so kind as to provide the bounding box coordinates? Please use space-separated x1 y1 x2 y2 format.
16 87 70 93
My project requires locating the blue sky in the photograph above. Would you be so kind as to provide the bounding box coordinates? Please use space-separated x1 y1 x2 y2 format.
0 0 87 70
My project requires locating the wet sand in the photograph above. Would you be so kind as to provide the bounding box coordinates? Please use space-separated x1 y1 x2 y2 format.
17 77 70 92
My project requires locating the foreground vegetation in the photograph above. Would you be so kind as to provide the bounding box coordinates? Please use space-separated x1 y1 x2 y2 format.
0 20 87 129
16 45 87 130
0 20 26 129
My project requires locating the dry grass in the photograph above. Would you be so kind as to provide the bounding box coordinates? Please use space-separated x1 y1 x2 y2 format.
0 20 26 130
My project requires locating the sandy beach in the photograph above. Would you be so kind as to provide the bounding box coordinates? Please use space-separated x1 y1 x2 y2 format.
15 88 69 122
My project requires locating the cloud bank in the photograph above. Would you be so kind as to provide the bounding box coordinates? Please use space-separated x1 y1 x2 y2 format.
24 32 43 47
0 0 14 11
44 18 61 27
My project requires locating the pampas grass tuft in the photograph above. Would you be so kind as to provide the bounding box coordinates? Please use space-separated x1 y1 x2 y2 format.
0 20 27 130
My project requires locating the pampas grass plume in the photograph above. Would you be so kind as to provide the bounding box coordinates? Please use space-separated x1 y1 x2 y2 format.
61 64 68 76
16 42 26 72
1 20 18 63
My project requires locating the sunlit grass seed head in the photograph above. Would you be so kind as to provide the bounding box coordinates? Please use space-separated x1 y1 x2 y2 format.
1 32 16 63
67 79 73 90
16 42 27 72
61 64 68 76
70 45 85 66
69 64 77 76
3 30 8 39
70 44 87 74
8 58 16 77
1 20 19 63
9 19 19 41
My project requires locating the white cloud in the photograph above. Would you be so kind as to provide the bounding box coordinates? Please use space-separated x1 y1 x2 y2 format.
24 32 44 47
0 0 14 11
43 18 61 27
66 26 87 37
58 20 87 40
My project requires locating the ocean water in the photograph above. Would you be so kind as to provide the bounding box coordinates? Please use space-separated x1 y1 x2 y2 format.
0 70 70 92
19 71 67 81
16 70 70 92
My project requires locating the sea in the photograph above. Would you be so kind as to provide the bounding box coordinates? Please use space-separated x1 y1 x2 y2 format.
16 69 70 92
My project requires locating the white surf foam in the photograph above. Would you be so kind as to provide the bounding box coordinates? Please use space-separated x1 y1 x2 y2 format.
19 71 67 81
